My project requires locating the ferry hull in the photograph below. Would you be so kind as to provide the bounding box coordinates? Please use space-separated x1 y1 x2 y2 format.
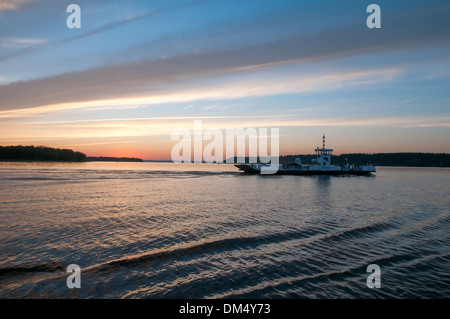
234 164 374 176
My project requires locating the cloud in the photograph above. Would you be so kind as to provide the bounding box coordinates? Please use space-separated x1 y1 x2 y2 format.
1 114 448 144
60 0 208 43
0 0 208 62
0 37 48 48
401 97 418 104
0 3 449 114
0 0 32 11
0 67 399 119
0 76 15 85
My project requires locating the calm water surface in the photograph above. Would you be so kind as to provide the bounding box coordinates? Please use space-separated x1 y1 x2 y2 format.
0 162 449 298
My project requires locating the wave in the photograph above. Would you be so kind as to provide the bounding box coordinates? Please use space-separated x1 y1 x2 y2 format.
87 219 398 275
3 169 241 181
85 227 328 274
320 220 398 243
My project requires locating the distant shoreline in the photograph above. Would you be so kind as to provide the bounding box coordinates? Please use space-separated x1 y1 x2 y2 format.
0 145 145 162
1 160 450 169
1 145 449 167
227 153 450 167
0 145 86 162
86 156 143 162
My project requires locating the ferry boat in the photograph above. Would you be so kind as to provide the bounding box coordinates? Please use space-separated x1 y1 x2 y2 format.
235 135 376 176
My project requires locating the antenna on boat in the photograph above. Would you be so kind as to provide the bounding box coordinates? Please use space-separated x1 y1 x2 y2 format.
323 134 325 149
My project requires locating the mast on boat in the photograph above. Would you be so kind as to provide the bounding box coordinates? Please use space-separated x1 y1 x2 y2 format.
313 134 333 168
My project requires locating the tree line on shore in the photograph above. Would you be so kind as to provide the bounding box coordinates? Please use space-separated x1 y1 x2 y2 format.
0 145 86 162
0 146 143 162
280 153 450 167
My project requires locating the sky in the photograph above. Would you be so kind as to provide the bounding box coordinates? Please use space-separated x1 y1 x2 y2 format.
0 0 449 160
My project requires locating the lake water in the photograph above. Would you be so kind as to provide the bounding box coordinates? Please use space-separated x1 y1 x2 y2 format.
0 162 449 298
